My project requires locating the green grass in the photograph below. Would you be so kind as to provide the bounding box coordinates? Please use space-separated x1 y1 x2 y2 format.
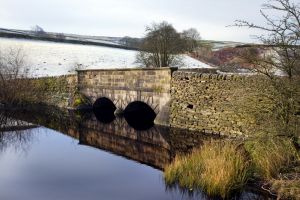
245 137 300 199
244 137 299 180
164 137 300 199
164 140 250 198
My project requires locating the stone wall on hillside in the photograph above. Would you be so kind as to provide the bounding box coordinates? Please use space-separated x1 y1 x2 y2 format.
170 71 277 137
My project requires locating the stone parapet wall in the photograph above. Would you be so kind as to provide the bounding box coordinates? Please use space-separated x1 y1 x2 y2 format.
30 74 78 108
77 68 174 94
170 71 276 136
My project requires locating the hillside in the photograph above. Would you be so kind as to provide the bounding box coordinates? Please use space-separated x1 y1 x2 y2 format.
0 37 213 77
0 28 260 75
0 28 139 50
199 40 246 51
0 28 246 51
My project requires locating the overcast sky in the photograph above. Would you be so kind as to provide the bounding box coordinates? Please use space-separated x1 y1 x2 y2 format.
0 0 282 42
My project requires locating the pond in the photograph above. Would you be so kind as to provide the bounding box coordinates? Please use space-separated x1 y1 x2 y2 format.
0 107 271 200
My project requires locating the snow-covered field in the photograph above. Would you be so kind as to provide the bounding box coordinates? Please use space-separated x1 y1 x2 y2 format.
0 37 213 77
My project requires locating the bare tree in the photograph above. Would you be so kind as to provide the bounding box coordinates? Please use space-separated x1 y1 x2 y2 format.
0 47 41 105
31 25 46 36
181 28 201 52
136 21 186 68
120 36 141 49
234 0 300 137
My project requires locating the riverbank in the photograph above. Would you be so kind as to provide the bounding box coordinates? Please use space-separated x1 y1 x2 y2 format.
0 105 281 199
164 137 300 199
1 64 299 199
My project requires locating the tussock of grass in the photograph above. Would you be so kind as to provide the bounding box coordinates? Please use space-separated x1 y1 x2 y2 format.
164 137 300 198
270 159 300 199
244 137 299 180
164 140 250 198
271 178 300 200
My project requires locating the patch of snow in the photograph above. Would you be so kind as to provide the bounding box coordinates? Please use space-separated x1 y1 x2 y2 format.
181 55 214 68
210 41 245 51
0 37 213 77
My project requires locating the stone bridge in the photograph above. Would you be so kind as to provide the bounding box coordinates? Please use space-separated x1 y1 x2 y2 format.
76 68 284 136
77 68 176 126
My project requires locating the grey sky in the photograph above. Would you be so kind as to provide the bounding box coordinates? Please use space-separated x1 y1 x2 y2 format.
0 0 280 42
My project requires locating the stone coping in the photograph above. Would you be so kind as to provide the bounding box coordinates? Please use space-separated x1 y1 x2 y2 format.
24 74 77 80
76 67 178 72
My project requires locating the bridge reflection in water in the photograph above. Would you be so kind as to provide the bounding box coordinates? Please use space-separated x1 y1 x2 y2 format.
1 107 215 170
0 108 273 200
78 116 171 169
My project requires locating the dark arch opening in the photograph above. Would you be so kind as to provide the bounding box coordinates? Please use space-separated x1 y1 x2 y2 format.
124 101 156 130
93 97 116 124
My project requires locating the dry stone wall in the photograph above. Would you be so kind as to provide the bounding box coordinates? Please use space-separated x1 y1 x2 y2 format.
170 71 277 136
30 75 78 108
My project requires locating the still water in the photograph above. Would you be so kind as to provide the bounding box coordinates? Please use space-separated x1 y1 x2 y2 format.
0 107 270 200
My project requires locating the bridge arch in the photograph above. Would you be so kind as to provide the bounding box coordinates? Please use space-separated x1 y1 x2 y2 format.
77 68 173 126
93 97 116 124
124 101 156 130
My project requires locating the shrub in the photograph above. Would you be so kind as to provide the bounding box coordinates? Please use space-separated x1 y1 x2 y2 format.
0 47 44 105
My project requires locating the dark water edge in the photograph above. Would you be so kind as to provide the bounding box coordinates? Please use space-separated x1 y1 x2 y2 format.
0 106 274 200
